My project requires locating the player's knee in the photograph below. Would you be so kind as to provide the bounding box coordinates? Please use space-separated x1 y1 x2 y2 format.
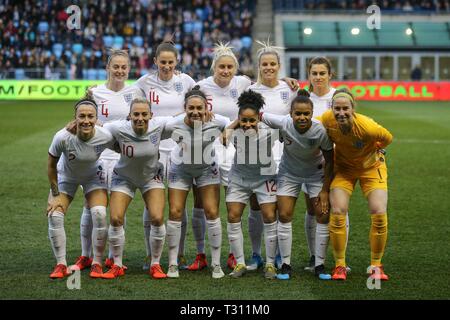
278 211 292 224
227 210 241 224
204 207 219 220
316 213 330 224
90 206 107 227
151 215 164 226
330 206 347 215
169 207 183 221
110 215 124 227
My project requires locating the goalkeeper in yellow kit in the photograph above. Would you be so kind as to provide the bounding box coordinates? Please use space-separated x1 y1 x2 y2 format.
319 88 393 281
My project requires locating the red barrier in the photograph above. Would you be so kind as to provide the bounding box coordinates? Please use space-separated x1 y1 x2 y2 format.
299 82 450 101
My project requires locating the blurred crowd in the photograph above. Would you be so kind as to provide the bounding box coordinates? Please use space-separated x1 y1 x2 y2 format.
0 0 256 80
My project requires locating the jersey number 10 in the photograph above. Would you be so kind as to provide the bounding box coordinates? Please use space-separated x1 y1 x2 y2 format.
122 144 134 158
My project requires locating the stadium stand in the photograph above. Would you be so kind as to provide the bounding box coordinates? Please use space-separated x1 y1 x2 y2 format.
0 0 256 80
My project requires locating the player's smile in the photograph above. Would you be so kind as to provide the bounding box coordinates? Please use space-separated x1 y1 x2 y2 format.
291 102 312 134
260 53 279 84
76 105 97 140
214 56 236 86
185 97 206 126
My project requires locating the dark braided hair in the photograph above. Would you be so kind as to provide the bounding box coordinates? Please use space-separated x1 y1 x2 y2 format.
290 89 313 111
237 89 265 115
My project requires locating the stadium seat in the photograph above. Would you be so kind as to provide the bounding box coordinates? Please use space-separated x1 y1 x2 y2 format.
87 69 97 80
15 68 26 80
95 50 102 58
84 50 92 58
82 69 88 79
193 21 203 34
72 43 83 55
241 36 252 49
52 43 64 59
113 36 124 49
103 35 114 48
183 22 194 34
175 43 183 52
195 8 205 21
98 69 107 80
133 36 144 47
38 21 49 34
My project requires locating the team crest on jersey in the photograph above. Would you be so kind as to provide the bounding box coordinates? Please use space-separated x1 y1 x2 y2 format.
123 93 133 104
230 89 238 99
280 91 289 104
174 82 184 93
149 134 159 145
354 140 365 149
94 144 107 154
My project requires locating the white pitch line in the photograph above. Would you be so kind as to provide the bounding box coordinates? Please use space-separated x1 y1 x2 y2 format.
395 139 450 144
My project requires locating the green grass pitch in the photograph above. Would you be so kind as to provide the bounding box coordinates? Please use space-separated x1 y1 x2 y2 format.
0 100 449 300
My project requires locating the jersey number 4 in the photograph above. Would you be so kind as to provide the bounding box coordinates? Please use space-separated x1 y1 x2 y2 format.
101 104 109 117
150 91 160 105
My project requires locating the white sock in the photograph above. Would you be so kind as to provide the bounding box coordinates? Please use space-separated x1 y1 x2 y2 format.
264 221 278 265
150 224 166 266
277 221 292 265
108 225 124 267
178 208 188 257
248 209 263 256
227 222 244 264
315 223 330 267
305 212 316 257
109 215 126 259
80 206 92 257
48 211 66 266
192 208 206 253
143 207 152 257
166 220 181 266
207 218 222 267
91 206 108 265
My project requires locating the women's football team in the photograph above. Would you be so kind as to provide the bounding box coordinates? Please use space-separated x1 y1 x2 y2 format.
46 41 392 282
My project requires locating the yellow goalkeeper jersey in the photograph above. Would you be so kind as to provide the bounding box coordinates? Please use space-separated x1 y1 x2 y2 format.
319 110 393 172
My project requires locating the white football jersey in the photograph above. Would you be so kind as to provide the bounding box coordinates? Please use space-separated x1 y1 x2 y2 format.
164 114 230 172
92 83 144 160
261 113 333 182
197 75 251 121
310 87 336 117
134 72 196 151
248 81 296 115
49 126 114 182
103 118 171 186
230 122 276 179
